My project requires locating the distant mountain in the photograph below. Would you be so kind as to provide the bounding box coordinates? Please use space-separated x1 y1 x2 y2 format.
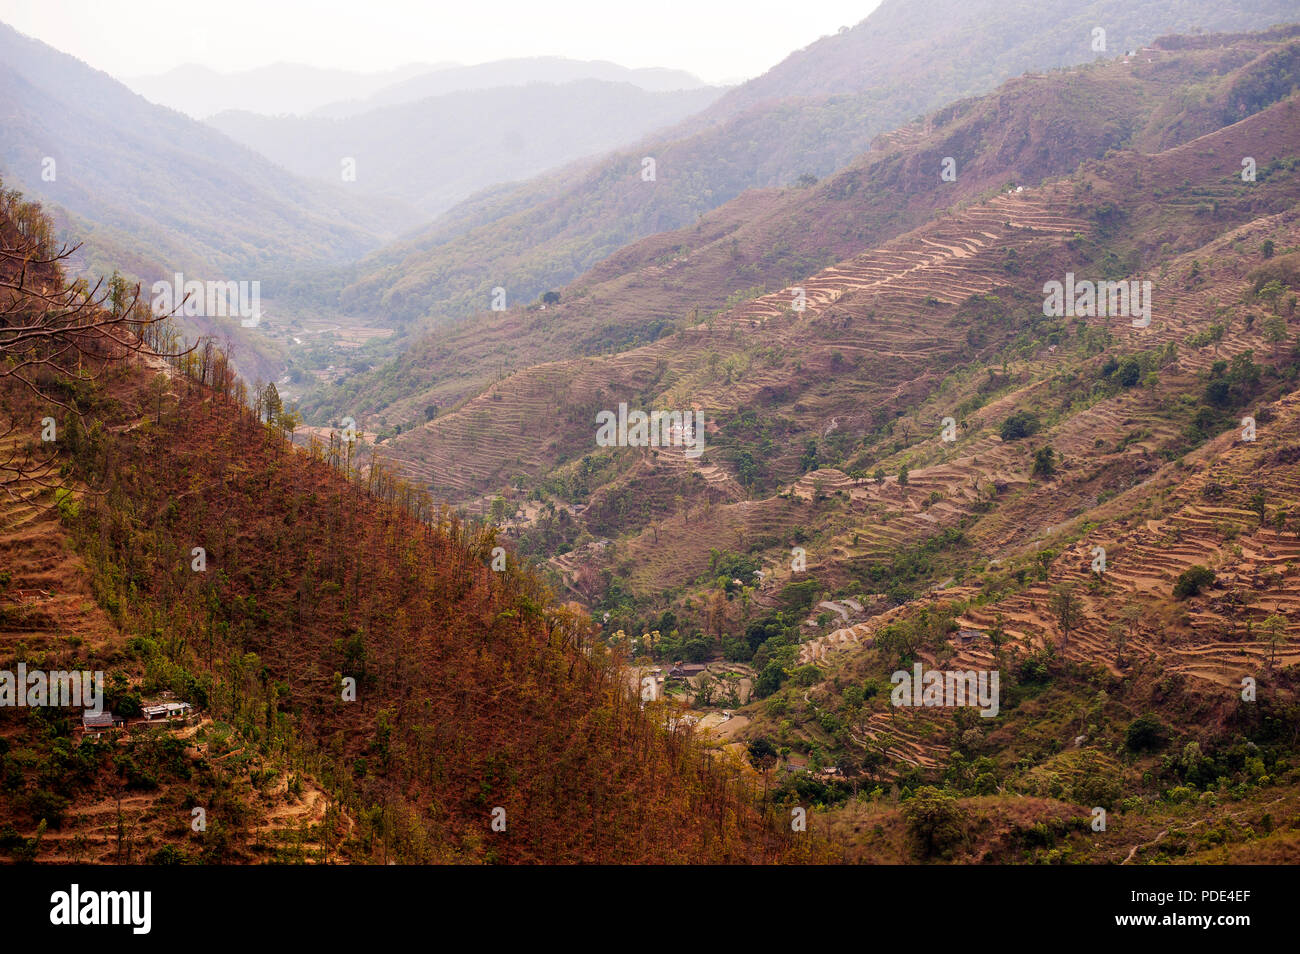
0 21 422 282
311 56 711 117
284 0 1300 334
122 61 444 119
704 0 1300 119
209 80 724 216
309 28 1286 423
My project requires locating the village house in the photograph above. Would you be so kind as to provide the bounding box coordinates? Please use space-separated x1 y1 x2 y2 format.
142 700 195 722
81 711 125 732
666 663 707 681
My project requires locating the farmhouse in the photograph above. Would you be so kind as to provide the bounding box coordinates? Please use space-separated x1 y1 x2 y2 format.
666 663 707 681
81 711 125 732
142 701 194 721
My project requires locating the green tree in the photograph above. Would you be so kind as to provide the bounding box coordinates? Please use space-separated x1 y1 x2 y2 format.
1249 488 1269 527
799 440 819 473
1173 565 1215 599
263 382 282 424
1031 445 1056 479
1263 314 1288 356
754 661 785 698
987 613 1007 660
1109 620 1127 668
747 737 778 772
900 786 967 859
694 672 716 706
276 407 301 443
1258 279 1285 314
1116 357 1141 387
1000 410 1039 441
1125 714 1166 752
1263 614 1287 669
1048 585 1080 649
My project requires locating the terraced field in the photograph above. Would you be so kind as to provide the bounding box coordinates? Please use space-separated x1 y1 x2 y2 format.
962 392 1300 689
0 444 115 654
349 88 1300 807
385 183 1087 503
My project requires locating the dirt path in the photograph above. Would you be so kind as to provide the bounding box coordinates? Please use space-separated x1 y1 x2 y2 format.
1121 795 1287 864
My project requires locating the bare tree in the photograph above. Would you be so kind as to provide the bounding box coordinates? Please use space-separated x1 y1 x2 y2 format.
1 190 190 489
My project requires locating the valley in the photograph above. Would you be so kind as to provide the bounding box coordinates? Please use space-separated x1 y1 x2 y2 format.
2 0 1299 876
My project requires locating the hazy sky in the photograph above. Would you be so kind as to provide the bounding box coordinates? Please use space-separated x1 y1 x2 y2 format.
0 0 883 84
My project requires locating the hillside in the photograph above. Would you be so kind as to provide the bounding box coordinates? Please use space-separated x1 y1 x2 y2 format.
0 191 819 863
748 354 1300 863
710 0 1300 116
370 29 1300 499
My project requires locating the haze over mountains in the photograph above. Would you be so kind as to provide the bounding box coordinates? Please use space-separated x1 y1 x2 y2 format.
126 56 712 119
123 61 443 119
0 30 725 287
307 57 714 117
0 28 721 383
0 20 416 282
208 81 724 216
